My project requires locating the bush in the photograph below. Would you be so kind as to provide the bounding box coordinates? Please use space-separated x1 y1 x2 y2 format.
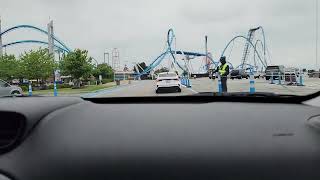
87 80 98 85
47 84 71 89
101 79 113 84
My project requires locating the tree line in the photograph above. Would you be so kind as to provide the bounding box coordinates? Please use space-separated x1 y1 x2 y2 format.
0 48 114 88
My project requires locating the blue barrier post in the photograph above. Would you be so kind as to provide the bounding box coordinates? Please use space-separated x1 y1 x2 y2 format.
278 72 282 85
250 73 255 94
54 81 58 96
298 71 305 86
217 73 222 95
28 83 32 96
270 72 274 84
186 78 191 88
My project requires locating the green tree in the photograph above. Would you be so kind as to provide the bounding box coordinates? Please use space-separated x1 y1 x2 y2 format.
92 63 114 80
19 49 55 84
60 49 93 88
0 54 20 81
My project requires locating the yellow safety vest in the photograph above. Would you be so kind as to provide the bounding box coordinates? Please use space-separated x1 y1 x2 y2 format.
219 64 228 76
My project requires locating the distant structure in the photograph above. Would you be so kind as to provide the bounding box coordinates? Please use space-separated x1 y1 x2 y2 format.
112 48 120 71
47 20 54 59
123 64 129 72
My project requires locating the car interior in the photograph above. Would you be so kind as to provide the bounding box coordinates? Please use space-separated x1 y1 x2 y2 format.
1 93 320 180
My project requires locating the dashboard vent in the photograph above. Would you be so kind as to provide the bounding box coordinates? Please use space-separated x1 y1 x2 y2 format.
0 112 26 153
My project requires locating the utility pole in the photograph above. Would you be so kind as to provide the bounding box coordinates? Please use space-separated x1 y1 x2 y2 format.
0 17 3 57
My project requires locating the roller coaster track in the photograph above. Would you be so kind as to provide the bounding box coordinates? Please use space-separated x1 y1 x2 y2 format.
0 24 72 52
139 29 221 76
2 40 69 53
220 35 267 71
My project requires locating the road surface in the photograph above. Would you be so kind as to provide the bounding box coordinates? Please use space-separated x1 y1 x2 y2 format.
86 77 320 97
96 80 196 97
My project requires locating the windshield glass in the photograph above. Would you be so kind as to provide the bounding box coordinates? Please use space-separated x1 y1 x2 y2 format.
0 0 320 98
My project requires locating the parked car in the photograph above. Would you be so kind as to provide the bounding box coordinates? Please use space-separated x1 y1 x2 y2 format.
0 79 23 96
230 69 249 80
265 65 285 80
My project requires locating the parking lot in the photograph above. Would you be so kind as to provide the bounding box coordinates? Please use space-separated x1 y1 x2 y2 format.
89 76 320 97
190 76 320 96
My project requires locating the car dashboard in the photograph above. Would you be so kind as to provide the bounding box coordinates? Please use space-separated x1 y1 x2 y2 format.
0 96 320 180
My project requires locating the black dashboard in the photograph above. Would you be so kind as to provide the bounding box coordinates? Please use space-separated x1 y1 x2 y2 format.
0 96 320 180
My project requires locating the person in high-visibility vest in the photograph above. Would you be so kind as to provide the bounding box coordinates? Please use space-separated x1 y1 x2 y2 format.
213 56 230 92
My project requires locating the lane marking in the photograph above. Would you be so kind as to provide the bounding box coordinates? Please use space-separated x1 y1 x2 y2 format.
186 87 199 94
82 81 143 98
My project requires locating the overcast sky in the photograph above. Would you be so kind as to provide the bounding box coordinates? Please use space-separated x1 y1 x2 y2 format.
1 0 319 70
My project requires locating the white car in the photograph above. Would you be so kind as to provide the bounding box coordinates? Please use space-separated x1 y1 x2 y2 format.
0 79 23 97
156 72 181 93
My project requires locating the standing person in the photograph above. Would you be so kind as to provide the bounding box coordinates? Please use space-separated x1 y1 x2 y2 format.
214 56 230 92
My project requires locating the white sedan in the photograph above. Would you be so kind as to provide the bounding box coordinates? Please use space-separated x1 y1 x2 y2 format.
156 72 181 93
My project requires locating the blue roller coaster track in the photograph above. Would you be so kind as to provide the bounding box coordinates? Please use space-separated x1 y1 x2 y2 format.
138 29 220 76
2 40 69 53
0 24 72 53
219 35 267 72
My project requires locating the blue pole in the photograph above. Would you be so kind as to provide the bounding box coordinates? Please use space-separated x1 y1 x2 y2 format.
217 73 222 95
187 78 190 88
249 72 255 94
54 81 58 96
28 83 32 96
298 71 304 86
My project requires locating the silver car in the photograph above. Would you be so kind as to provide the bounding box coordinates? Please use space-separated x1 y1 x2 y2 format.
0 79 23 97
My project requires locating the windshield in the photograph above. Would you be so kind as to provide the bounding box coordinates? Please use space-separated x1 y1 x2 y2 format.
0 0 320 98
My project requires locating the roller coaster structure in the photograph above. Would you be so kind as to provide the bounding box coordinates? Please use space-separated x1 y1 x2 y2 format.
0 24 71 53
0 23 268 75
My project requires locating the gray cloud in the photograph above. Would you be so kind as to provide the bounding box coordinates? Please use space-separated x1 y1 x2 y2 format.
1 0 319 69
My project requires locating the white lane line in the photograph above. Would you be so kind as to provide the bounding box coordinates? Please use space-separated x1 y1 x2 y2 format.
82 81 143 98
186 87 199 94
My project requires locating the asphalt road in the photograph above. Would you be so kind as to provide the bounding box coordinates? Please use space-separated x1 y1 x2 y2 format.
190 77 320 96
96 80 196 97
83 77 320 98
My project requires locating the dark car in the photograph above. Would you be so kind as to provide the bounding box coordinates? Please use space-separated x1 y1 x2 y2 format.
265 65 285 80
230 69 249 79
